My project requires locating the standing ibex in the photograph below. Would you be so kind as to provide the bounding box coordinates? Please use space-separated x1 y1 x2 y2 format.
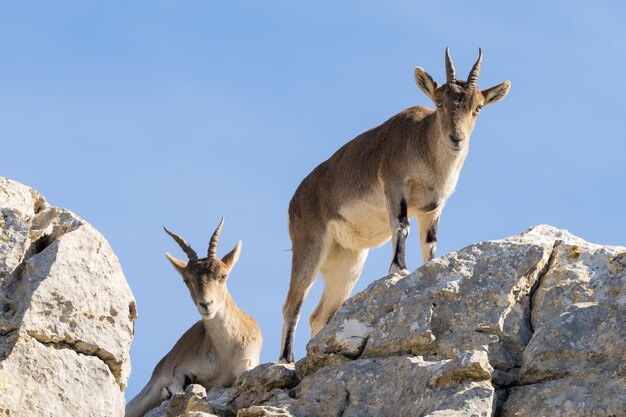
126 219 262 417
279 49 511 362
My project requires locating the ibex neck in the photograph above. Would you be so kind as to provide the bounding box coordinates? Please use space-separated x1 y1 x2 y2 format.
201 293 242 342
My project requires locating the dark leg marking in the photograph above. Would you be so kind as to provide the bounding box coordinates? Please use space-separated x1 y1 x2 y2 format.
280 301 302 362
398 198 408 223
392 236 407 269
182 375 192 390
392 198 409 270
426 221 438 244
420 202 440 213
429 244 437 261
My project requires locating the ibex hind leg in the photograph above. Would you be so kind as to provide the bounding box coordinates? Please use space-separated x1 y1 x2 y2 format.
310 245 368 337
279 235 325 363
125 378 166 417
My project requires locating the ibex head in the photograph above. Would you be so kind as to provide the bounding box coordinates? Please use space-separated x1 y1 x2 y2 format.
164 218 242 320
414 48 511 151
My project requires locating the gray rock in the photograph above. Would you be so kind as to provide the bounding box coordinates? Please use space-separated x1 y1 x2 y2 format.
288 354 494 417
206 387 231 416
227 363 299 415
503 375 626 417
145 225 626 416
145 384 226 417
299 225 572 378
0 177 136 416
236 406 294 417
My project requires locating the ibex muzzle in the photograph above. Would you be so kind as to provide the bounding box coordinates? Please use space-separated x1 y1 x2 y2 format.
279 48 511 363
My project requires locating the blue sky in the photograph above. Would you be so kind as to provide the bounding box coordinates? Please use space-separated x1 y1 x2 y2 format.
2 1 625 400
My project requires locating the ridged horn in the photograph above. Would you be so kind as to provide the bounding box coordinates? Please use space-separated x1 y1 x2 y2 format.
163 227 198 261
208 217 224 259
467 48 483 89
445 47 456 84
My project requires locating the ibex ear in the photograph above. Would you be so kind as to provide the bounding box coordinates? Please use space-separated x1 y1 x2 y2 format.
222 241 242 272
165 253 187 276
482 81 511 106
414 67 438 99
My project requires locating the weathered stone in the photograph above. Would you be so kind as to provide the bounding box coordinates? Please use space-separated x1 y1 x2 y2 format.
227 363 299 415
522 238 626 384
0 177 136 416
206 387 231 416
149 225 626 417
145 384 227 417
236 406 294 417
299 225 573 378
0 177 47 282
0 336 123 416
289 354 494 417
499 235 626 416
503 375 626 417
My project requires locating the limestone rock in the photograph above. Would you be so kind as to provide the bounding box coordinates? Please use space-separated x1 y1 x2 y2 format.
288 354 494 417
205 387 231 416
0 177 136 417
145 384 225 417
149 225 625 416
236 406 294 417
502 235 626 416
299 225 569 378
502 375 626 417
227 363 299 415
144 384 221 417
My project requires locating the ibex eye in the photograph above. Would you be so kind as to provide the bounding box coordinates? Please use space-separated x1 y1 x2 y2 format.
435 100 442 108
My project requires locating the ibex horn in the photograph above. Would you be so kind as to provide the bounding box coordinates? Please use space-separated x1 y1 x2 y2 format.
467 48 482 89
208 217 224 259
445 47 456 84
164 227 198 261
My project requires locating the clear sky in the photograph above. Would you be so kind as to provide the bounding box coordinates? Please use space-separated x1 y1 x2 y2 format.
2 1 625 401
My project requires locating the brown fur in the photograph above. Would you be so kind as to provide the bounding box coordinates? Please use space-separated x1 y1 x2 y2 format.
279 49 511 362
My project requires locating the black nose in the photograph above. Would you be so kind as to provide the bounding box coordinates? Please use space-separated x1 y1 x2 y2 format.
199 301 213 310
450 135 462 145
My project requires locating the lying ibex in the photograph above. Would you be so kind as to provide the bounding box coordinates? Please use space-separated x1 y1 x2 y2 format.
279 48 511 362
126 219 262 417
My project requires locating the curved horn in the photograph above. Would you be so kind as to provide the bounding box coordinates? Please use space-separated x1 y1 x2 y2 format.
445 47 456 84
208 217 224 258
163 227 198 261
467 48 483 89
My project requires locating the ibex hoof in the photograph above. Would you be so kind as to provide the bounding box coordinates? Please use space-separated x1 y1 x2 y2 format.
389 266 410 277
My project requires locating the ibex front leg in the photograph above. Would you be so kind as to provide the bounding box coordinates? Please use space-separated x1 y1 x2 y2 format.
385 184 410 276
417 208 441 264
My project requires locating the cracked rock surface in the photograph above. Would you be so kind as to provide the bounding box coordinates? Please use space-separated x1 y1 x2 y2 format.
0 177 136 417
148 224 626 417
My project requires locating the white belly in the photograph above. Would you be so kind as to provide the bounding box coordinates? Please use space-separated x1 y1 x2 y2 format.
329 192 391 250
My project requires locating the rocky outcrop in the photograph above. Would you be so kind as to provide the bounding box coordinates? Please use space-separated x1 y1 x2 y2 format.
0 177 136 417
147 225 625 417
